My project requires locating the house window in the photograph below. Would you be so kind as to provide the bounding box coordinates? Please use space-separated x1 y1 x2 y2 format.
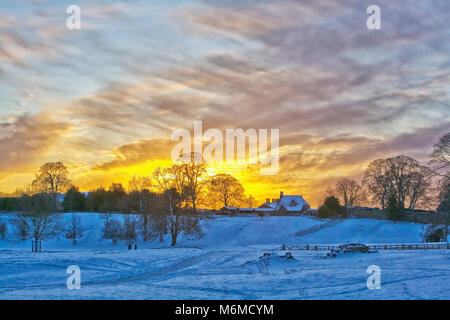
290 200 298 207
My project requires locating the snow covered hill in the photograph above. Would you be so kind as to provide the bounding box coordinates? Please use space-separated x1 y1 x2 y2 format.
0 213 448 300
0 213 429 251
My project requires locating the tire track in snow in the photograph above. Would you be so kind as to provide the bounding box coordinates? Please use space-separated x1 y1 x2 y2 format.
82 250 218 286
0 251 216 293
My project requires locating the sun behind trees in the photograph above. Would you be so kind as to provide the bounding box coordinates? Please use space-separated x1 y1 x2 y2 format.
207 173 245 209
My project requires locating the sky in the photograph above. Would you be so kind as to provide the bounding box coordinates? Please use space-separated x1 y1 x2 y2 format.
0 0 449 207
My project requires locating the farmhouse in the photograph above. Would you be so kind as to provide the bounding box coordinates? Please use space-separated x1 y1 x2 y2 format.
220 191 310 215
259 191 310 213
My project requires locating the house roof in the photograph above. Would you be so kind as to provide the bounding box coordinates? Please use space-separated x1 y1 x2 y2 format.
263 195 309 211
278 195 309 211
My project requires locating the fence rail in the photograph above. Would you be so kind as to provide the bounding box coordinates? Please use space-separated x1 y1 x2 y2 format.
281 242 450 251
294 219 343 237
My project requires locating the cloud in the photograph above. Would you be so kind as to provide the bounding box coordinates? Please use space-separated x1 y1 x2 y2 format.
0 113 70 171
175 0 450 132
0 0 448 204
94 137 175 171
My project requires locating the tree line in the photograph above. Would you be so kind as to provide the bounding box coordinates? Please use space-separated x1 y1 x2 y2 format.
0 153 256 248
318 132 449 232
0 133 448 249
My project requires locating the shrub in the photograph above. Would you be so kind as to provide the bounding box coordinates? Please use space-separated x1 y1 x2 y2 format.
63 186 86 212
317 204 331 218
65 213 84 245
324 196 340 211
318 196 344 218
425 225 446 243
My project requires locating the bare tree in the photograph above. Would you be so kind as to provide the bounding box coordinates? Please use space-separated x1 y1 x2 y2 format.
102 217 122 245
208 174 245 208
363 155 434 210
430 132 450 225
32 162 72 199
328 178 364 207
436 177 450 240
363 159 392 209
12 183 39 197
122 214 139 245
136 191 162 241
152 165 203 246
65 213 84 245
437 177 450 213
150 208 167 243
238 194 256 209
10 194 63 252
127 175 152 211
430 132 450 176
153 166 184 246
122 215 139 246
180 153 208 212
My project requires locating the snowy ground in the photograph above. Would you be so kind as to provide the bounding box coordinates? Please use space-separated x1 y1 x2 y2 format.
0 213 448 299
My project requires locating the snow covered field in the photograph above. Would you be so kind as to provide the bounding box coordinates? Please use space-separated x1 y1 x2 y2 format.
0 213 448 299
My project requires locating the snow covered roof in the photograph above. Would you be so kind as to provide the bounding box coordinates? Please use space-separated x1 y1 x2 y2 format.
276 195 309 211
266 202 277 209
260 195 310 212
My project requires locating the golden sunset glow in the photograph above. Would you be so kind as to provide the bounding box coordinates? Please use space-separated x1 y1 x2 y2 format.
1 1 449 208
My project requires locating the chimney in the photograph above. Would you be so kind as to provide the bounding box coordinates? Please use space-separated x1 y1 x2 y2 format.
272 198 277 203
280 191 284 199
266 198 270 203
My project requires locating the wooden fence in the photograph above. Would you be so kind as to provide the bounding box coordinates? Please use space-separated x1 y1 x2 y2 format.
281 242 449 251
294 219 343 237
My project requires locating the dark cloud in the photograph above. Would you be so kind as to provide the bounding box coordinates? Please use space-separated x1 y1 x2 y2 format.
278 122 450 174
0 114 70 171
